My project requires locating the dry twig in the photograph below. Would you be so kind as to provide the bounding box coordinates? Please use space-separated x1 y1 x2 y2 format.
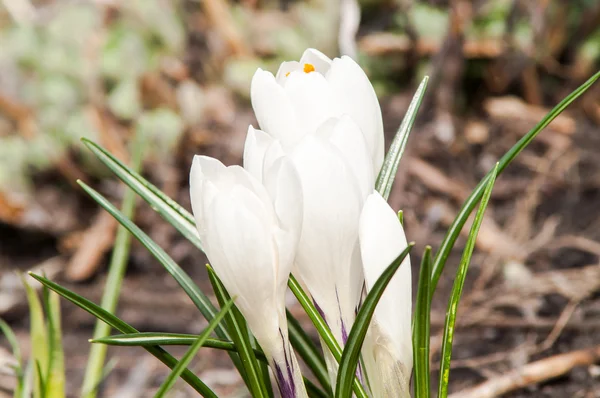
449 344 600 398
65 210 118 281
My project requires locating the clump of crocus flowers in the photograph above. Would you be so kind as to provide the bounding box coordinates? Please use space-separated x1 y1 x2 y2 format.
190 49 412 398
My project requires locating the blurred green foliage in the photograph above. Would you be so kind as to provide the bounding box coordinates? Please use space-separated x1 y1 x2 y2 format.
1 0 599 201
0 0 185 196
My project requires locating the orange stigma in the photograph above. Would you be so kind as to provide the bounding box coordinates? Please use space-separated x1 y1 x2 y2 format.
303 63 315 73
285 72 291 77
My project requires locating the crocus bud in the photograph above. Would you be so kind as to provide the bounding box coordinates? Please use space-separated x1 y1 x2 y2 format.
290 116 374 342
359 191 413 397
250 48 384 175
189 155 307 398
246 48 386 389
244 116 375 389
245 115 373 345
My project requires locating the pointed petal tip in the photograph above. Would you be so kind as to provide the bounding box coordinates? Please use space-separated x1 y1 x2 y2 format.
302 48 331 62
363 189 386 208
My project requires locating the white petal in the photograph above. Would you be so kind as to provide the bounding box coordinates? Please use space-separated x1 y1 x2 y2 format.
283 71 340 140
190 155 227 183
228 165 275 218
359 191 412 370
321 115 374 201
196 179 219 247
262 139 285 176
264 156 303 300
263 156 303 239
243 126 275 182
327 56 384 174
189 156 227 244
299 48 332 74
347 240 365 314
251 69 299 146
204 191 280 345
275 60 301 84
291 133 363 342
362 323 412 397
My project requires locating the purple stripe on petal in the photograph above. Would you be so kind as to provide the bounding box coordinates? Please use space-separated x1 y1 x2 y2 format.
334 287 349 345
280 329 295 388
333 287 364 384
341 319 348 345
356 357 365 385
273 329 297 398
274 363 296 398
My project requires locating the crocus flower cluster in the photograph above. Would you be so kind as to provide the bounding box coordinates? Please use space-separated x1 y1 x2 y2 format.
190 49 412 398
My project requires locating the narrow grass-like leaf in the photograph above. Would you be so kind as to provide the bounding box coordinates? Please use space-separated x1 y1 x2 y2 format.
81 139 246 377
0 318 25 395
155 299 234 398
82 131 144 398
413 246 432 398
45 290 65 397
82 138 320 386
207 266 267 398
84 137 330 393
81 138 201 249
287 309 331 393
21 360 33 398
92 333 200 346
92 332 327 397
254 334 274 398
77 181 227 340
21 276 48 398
28 273 216 397
288 275 368 398
35 361 45 398
0 317 22 368
438 164 498 398
78 178 251 382
431 71 600 296
376 76 428 200
335 243 415 398
92 333 264 360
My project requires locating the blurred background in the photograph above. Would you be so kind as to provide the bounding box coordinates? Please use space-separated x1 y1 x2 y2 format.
1 0 600 396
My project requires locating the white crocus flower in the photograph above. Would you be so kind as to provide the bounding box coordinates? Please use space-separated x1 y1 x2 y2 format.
189 155 307 398
359 191 413 397
244 116 374 386
250 48 384 175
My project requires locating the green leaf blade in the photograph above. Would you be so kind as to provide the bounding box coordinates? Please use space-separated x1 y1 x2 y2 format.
79 145 249 376
288 276 368 398
92 333 267 361
82 131 144 398
92 333 202 347
155 299 235 398
0 318 25 395
22 276 49 398
45 290 65 398
413 246 433 398
437 163 498 398
207 267 268 398
76 181 225 339
430 71 600 296
28 273 216 397
81 139 202 250
286 310 331 393
376 76 428 200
